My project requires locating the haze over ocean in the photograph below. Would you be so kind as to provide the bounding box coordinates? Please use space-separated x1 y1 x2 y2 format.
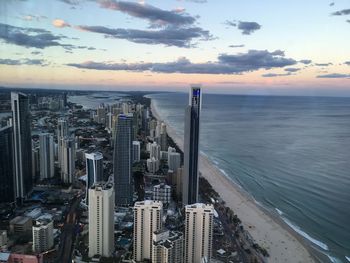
148 92 350 263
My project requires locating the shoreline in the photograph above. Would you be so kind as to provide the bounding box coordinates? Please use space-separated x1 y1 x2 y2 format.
150 98 327 263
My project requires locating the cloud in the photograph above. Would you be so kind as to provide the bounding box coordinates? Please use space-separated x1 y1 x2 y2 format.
284 67 301 72
345 61 350 65
0 58 47 66
299 59 312 64
58 0 81 5
75 25 211 47
67 49 297 74
262 72 292 77
52 19 71 28
329 2 335 6
0 23 98 51
0 23 65 49
226 20 261 35
97 1 196 26
229 44 245 48
237 21 261 35
20 14 48 22
31 51 42 55
315 62 333 66
331 9 350 16
317 73 350 78
347 19 350 23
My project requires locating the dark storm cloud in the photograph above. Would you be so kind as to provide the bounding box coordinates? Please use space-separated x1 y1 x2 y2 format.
0 58 47 66
284 68 301 72
76 25 211 47
97 0 196 26
345 61 350 65
67 49 297 74
331 9 350 16
299 59 312 64
317 73 350 78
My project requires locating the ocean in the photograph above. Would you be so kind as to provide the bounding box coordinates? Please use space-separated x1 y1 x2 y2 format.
148 92 350 263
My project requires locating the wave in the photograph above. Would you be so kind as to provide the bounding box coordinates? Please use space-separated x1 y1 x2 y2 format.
275 208 283 216
281 217 329 251
346 256 350 262
327 255 343 263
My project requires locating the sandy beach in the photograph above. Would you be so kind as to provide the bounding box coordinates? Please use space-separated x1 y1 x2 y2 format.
150 99 317 263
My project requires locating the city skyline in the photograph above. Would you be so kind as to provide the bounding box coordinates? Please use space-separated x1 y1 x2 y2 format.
1 0 350 95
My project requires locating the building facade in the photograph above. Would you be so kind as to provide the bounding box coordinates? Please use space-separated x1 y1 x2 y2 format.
113 114 134 206
0 126 15 203
88 183 115 257
184 203 214 263
57 117 68 168
32 219 54 253
153 184 171 205
132 141 141 163
11 92 33 203
168 152 181 172
39 133 55 180
133 200 163 262
183 86 202 205
61 137 75 184
152 230 183 263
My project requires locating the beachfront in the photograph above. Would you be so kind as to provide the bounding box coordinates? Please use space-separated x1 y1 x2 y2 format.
150 99 316 263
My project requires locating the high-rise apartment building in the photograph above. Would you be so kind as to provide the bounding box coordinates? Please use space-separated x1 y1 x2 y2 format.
159 122 168 151
184 203 214 263
168 152 181 172
88 183 115 257
11 92 33 203
133 200 163 262
183 86 202 205
39 133 55 180
61 137 75 184
0 126 15 203
32 219 54 253
152 230 183 263
153 183 171 205
57 117 68 167
113 114 133 206
147 157 159 174
149 142 161 160
85 152 103 204
132 141 141 163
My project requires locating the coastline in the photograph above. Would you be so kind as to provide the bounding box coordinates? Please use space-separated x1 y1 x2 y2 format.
150 99 324 263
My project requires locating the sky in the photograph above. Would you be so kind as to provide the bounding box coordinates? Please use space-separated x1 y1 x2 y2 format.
0 0 349 95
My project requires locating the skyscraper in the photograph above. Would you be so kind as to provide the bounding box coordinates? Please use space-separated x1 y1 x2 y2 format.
0 126 15 204
184 203 214 263
85 152 103 204
88 183 115 257
11 92 33 203
183 85 202 205
57 117 68 167
132 141 141 163
113 114 133 206
39 133 55 180
61 137 75 184
159 122 168 151
133 200 163 262
168 152 181 172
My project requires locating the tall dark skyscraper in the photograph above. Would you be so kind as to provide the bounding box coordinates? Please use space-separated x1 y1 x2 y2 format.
183 86 202 205
0 126 15 203
11 92 33 203
113 114 133 206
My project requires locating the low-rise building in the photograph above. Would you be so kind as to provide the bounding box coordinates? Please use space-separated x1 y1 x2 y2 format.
10 216 32 235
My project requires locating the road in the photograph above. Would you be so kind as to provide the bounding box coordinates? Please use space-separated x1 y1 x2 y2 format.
55 196 82 263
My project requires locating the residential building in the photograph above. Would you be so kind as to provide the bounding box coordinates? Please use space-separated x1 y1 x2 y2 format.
152 230 183 263
184 203 214 263
32 219 54 253
153 184 171 205
132 141 141 163
88 183 115 257
133 200 163 262
39 133 55 180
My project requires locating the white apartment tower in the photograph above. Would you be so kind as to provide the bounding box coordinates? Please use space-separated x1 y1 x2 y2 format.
39 133 55 180
152 230 183 263
32 219 54 253
88 183 115 257
133 200 163 262
184 203 214 263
